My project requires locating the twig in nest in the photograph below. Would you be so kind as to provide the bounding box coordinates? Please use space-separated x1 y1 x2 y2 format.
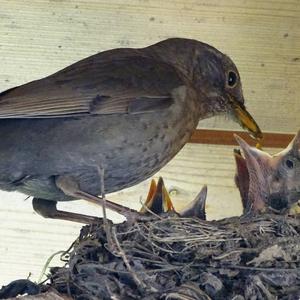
44 213 300 299
38 250 65 283
111 227 157 294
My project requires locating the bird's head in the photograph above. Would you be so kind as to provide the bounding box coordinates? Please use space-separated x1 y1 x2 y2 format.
234 132 300 214
147 38 262 141
191 42 262 141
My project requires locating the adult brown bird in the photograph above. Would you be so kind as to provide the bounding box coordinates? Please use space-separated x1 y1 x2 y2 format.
0 38 262 223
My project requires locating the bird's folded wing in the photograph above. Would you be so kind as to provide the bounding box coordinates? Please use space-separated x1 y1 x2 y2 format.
0 51 185 118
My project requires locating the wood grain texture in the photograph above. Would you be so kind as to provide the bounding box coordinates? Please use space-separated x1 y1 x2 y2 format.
0 0 299 133
0 0 298 287
190 129 295 148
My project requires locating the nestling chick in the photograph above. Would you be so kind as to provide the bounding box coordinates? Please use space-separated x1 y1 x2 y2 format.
141 177 207 220
234 132 300 214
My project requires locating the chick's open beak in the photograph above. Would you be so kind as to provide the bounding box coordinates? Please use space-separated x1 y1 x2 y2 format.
229 95 263 141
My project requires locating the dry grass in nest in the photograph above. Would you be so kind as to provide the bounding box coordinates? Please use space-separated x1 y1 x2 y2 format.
45 213 300 299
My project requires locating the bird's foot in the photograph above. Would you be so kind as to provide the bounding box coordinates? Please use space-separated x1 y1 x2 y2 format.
32 198 103 224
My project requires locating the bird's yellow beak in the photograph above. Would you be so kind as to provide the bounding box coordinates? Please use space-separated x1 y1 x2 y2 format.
229 95 263 141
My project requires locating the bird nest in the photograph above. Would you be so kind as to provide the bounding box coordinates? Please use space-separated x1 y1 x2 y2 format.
43 213 300 300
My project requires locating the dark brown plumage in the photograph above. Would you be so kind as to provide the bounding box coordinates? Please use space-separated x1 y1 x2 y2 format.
0 38 262 222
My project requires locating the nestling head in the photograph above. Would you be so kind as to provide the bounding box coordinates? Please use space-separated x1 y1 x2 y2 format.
234 131 300 214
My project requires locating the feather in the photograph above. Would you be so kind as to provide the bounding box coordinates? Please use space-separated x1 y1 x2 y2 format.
0 50 184 118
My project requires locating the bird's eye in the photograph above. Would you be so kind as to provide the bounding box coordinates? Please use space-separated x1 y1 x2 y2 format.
285 159 294 169
227 71 237 87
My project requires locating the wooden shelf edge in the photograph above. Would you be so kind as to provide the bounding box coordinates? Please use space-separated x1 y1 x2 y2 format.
189 129 295 148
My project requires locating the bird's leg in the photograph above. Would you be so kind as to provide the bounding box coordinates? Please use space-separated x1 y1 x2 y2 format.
32 198 102 224
55 175 140 220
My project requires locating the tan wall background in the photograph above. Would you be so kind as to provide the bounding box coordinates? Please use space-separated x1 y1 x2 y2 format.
0 0 299 284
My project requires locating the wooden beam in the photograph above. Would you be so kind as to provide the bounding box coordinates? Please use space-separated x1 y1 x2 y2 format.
189 129 295 148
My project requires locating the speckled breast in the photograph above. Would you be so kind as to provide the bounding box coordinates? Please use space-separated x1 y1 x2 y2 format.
0 87 200 200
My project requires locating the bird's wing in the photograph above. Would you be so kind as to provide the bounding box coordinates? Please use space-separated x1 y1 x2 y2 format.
0 50 185 118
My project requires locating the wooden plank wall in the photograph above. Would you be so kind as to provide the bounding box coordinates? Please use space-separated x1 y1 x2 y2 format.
0 0 299 285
